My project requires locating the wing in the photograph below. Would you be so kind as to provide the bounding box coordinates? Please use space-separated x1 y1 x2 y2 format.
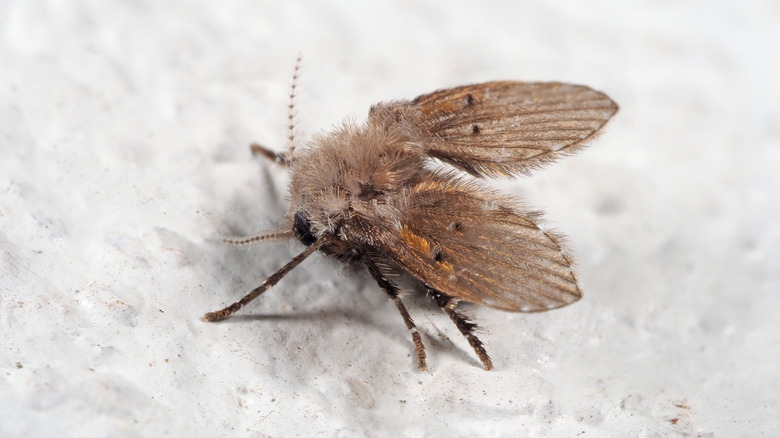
379 174 582 312
372 81 617 178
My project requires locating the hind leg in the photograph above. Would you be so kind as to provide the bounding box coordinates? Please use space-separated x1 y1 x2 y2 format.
428 286 493 370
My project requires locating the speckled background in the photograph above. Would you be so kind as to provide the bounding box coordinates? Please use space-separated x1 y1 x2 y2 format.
1 1 778 436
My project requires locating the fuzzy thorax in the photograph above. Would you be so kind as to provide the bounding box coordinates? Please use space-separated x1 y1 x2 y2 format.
287 121 426 243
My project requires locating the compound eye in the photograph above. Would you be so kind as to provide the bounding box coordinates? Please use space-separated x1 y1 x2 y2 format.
293 212 317 246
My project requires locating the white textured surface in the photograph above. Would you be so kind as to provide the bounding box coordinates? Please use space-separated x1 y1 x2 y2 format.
1 1 778 436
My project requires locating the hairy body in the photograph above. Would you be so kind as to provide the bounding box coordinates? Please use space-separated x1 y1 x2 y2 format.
206 79 618 371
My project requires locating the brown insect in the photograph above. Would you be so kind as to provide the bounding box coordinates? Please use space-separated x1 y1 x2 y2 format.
206 68 618 371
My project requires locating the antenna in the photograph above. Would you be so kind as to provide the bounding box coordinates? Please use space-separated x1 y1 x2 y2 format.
286 53 302 159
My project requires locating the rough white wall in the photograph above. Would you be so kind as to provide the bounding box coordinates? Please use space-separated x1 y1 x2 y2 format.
1 1 777 436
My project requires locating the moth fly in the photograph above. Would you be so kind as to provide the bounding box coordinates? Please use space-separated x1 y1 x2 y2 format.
206 61 618 371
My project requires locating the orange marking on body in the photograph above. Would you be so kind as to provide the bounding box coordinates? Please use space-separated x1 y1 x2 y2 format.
400 225 431 254
438 260 455 273
400 225 454 272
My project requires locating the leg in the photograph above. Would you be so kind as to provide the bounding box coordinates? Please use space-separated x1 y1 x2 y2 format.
205 240 322 322
364 258 427 371
427 286 493 370
250 143 291 167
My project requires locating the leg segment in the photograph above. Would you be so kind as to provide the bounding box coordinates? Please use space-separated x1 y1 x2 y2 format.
250 143 291 167
427 286 493 370
364 258 427 371
205 240 322 322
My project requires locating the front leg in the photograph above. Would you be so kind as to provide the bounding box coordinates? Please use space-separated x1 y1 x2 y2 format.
204 240 322 321
250 143 291 167
364 257 427 371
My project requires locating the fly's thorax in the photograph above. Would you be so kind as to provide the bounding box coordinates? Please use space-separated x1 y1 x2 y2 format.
287 121 425 242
